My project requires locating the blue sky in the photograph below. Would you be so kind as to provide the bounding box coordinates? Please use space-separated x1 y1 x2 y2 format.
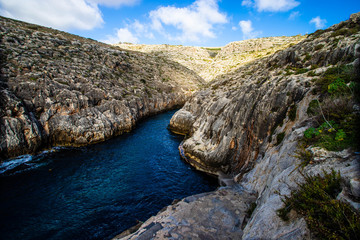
1 0 359 47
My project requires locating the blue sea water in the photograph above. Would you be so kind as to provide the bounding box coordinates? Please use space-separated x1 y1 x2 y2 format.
0 110 217 240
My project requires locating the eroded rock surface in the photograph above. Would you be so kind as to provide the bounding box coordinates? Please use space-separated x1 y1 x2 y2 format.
169 13 360 176
115 187 257 240
0 16 204 159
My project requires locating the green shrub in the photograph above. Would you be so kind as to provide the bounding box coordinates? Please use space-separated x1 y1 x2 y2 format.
276 132 285 146
307 100 320 116
277 170 360 240
295 68 308 75
331 26 360 37
307 71 317 77
315 65 354 94
294 146 313 167
302 116 356 151
304 53 311 61
288 104 297 121
314 44 324 51
327 78 349 95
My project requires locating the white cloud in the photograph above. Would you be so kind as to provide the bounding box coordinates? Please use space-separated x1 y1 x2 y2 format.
239 20 253 35
310 16 327 29
242 0 300 12
102 28 139 44
241 0 253 7
239 20 261 39
232 26 238 31
0 0 104 30
289 11 300 20
149 0 227 42
87 0 139 7
0 0 140 31
101 19 155 44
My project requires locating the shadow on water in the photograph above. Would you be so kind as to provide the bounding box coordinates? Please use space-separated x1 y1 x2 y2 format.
0 109 218 240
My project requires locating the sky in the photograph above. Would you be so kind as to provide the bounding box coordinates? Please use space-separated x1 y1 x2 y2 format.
1 0 359 47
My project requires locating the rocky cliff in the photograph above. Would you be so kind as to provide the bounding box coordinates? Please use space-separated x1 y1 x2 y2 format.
116 35 305 82
120 13 360 239
169 13 360 176
0 16 204 160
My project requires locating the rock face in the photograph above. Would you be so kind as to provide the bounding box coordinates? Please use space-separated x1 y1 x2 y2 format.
116 35 305 82
115 186 257 240
0 16 204 159
121 13 360 240
169 13 360 176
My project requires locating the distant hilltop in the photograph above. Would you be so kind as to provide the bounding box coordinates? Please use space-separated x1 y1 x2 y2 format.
115 35 305 82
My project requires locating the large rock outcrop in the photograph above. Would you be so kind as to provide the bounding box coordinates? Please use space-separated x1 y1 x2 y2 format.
0 16 204 160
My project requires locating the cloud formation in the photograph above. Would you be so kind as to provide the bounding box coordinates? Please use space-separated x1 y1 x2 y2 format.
242 0 300 12
102 28 139 44
288 11 300 20
101 20 154 44
239 20 261 39
0 0 139 31
88 0 139 7
310 16 327 29
149 0 227 42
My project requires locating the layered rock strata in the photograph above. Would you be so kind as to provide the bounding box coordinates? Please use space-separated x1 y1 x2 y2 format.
0 16 204 159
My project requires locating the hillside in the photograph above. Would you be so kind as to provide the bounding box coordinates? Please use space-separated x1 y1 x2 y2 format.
0 16 204 159
120 13 360 239
116 35 305 82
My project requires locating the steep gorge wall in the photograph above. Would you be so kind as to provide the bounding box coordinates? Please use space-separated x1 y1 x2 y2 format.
170 13 360 176
0 16 204 160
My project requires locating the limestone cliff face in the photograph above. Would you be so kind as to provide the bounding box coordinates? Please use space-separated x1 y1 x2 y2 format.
170 13 360 176
0 16 204 159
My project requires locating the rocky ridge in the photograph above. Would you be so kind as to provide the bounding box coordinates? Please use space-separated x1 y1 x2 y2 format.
116 35 305 82
0 16 204 159
120 13 360 239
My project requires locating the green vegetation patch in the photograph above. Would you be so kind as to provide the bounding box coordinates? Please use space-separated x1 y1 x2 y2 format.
306 99 320 116
275 132 285 146
277 170 360 240
288 104 297 121
294 146 314 168
314 44 324 51
331 26 360 38
315 65 355 95
302 115 356 151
